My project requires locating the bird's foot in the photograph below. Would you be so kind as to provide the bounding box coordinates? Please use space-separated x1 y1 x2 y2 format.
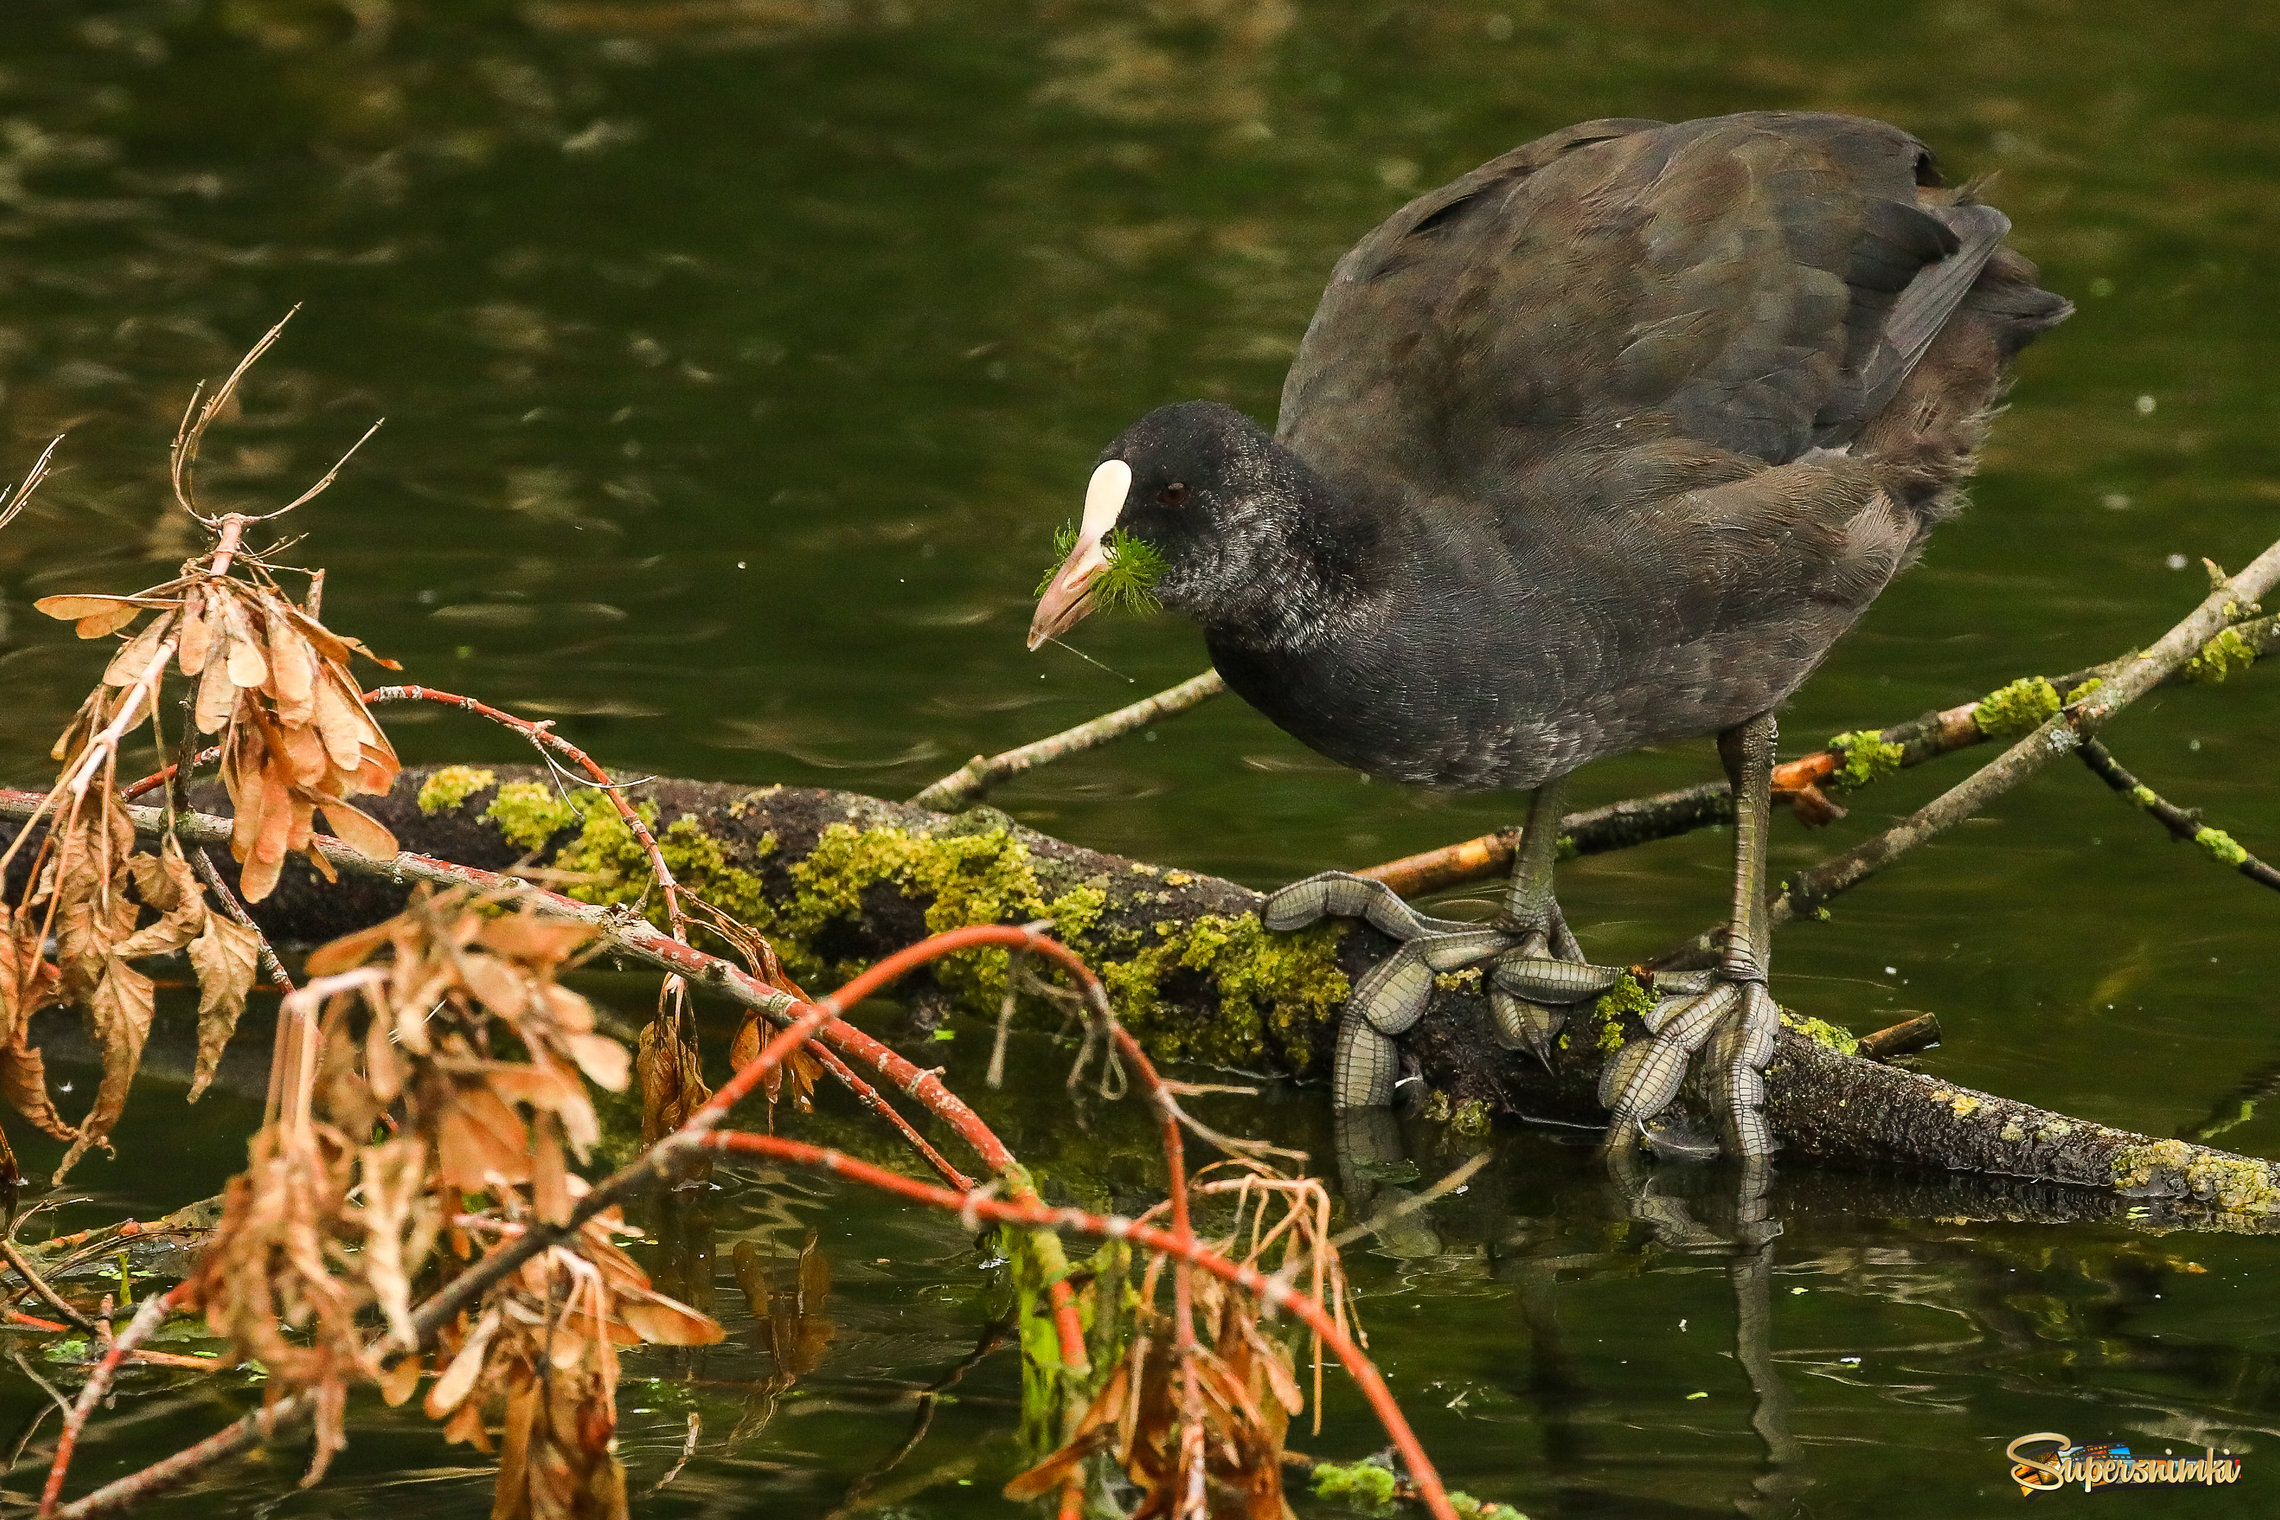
1265 871 1625 1108
1597 962 1780 1159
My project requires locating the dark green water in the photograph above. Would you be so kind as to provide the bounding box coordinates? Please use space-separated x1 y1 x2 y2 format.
3 1 2279 1514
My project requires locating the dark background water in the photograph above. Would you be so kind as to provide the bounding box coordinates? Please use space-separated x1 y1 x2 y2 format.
2 1 2278 1515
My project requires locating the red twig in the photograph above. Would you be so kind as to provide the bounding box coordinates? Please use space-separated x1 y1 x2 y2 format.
40 1286 187 1515
697 1130 1458 1520
9 808 1425 1514
362 684 687 936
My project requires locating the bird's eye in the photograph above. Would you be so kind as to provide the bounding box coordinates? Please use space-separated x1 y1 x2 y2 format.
1160 482 1187 506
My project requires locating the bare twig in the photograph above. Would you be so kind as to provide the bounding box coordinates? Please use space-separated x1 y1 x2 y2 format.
39 1287 185 1516
1 1240 96 1334
1769 539 2280 929
0 437 63 536
1643 545 2280 967
911 669 1225 811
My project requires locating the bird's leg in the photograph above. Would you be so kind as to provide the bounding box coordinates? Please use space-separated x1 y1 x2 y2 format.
1484 777 1598 1065
1267 776 1625 1110
1599 710 1783 1158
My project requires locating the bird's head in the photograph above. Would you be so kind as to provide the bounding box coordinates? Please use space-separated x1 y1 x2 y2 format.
1028 400 1306 649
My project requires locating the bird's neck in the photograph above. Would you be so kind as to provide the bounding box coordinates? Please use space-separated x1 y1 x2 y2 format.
1172 450 1376 653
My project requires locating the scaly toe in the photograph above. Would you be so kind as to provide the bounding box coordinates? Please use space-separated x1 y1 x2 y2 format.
1351 926 1517 1034
1333 1006 1402 1109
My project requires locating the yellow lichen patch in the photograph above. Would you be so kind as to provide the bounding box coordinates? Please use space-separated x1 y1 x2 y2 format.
1591 973 1657 1055
417 765 496 815
2112 1138 2280 1212
1949 1094 1982 1118
1974 676 2061 740
2182 625 2256 685
1100 911 1348 1070
2196 827 2250 868
1777 1009 1860 1056
1825 730 1904 790
477 784 775 929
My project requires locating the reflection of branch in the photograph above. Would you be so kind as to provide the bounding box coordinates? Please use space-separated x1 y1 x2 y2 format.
0 1241 96 1335
827 1318 1012 1520
2076 739 2280 893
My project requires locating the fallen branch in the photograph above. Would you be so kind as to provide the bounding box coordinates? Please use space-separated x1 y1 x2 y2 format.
12 765 2275 1228
1768 538 2280 933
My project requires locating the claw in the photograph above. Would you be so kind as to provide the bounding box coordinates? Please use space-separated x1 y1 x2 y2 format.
1490 984 1564 1067
1333 1007 1400 1109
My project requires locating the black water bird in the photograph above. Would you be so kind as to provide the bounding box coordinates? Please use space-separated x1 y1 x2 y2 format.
1028 112 2068 1154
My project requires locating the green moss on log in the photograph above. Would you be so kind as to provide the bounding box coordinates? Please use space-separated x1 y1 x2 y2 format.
417 765 496 815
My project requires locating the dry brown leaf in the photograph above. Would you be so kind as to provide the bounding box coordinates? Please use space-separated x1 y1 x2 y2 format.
617 1287 726 1347
54 954 156 1181
563 1032 630 1093
194 637 240 733
356 1138 436 1349
177 586 214 675
316 796 397 861
33 594 156 621
378 1356 424 1408
188 911 263 1101
635 1019 711 1146
262 597 317 711
304 917 397 977
222 592 270 689
101 611 177 687
0 1040 73 1142
426 1305 503 1418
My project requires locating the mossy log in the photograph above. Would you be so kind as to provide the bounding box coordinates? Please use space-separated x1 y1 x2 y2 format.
222 763 2280 1229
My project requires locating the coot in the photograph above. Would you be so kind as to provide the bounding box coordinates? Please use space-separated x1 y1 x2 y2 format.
1028 112 2068 1156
